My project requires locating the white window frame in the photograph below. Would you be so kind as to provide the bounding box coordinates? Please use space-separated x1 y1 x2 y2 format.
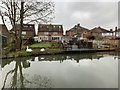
44 32 49 35
53 32 58 35
22 31 26 35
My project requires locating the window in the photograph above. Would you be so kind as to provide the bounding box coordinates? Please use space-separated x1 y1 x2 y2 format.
53 26 56 28
40 26 43 28
24 25 28 27
29 25 32 27
22 31 26 35
59 26 62 31
44 32 49 35
52 37 60 40
53 32 58 35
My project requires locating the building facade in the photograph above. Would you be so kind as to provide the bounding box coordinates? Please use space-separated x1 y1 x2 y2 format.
10 24 35 40
66 23 90 40
37 24 63 42
0 24 10 46
89 26 113 39
113 27 120 39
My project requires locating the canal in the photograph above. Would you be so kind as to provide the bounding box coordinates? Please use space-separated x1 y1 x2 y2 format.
1 52 118 88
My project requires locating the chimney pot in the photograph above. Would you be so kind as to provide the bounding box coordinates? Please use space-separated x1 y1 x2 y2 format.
77 23 80 27
115 26 117 31
98 26 101 28
110 29 113 32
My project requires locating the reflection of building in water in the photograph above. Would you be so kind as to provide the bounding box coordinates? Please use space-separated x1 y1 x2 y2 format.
114 52 120 60
37 53 104 63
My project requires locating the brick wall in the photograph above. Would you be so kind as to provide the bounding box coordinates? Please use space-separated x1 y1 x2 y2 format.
22 30 35 39
0 25 9 37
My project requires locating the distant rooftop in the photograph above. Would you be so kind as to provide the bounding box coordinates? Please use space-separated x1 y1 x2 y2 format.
66 23 89 32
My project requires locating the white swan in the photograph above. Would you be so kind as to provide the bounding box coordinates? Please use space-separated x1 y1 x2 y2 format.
26 46 33 52
40 48 45 52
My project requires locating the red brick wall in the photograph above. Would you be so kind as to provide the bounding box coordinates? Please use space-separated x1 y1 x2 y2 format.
66 31 74 36
22 30 35 39
1 25 9 37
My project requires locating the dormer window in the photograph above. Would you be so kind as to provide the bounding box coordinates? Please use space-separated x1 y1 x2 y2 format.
47 26 49 28
40 25 43 28
53 26 56 28
44 32 49 35
53 32 58 35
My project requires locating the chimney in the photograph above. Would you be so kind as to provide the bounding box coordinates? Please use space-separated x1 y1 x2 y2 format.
115 26 117 37
110 29 113 32
74 25 77 28
98 26 101 28
115 26 117 31
77 23 80 27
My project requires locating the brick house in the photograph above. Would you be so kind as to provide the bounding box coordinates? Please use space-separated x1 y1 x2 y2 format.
10 24 35 40
113 27 120 39
66 24 89 40
0 24 10 46
37 24 63 42
116 28 120 38
15 24 35 40
89 26 113 39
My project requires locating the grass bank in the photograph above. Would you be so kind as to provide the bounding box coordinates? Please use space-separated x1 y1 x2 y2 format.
2 48 63 59
2 41 63 59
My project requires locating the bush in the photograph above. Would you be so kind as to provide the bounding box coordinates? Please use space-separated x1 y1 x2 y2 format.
87 35 95 40
29 37 35 45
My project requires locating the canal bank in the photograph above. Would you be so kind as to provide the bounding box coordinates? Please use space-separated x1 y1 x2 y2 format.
2 48 63 59
1 47 119 59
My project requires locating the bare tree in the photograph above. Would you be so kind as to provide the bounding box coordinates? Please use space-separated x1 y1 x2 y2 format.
0 0 55 50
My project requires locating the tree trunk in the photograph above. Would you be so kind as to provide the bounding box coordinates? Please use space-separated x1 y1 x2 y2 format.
13 2 19 51
18 2 24 50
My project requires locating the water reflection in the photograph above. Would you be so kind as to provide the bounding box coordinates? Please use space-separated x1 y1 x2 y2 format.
2 58 53 89
37 53 104 63
2 52 118 88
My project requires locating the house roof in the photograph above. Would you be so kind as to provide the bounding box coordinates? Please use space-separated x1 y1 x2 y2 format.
10 24 35 31
38 24 63 32
90 27 112 33
66 24 89 33
15 24 35 31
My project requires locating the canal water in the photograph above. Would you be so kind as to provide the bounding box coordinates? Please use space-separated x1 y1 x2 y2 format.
1 52 118 88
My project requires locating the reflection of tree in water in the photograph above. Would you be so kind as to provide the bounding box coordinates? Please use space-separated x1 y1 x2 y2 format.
24 74 53 88
2 52 116 89
2 58 53 89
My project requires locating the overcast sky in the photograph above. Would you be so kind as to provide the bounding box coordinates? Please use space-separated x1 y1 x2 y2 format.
52 0 119 31
0 0 119 33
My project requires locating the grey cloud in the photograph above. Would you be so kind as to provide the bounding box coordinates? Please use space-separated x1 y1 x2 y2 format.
52 2 118 31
